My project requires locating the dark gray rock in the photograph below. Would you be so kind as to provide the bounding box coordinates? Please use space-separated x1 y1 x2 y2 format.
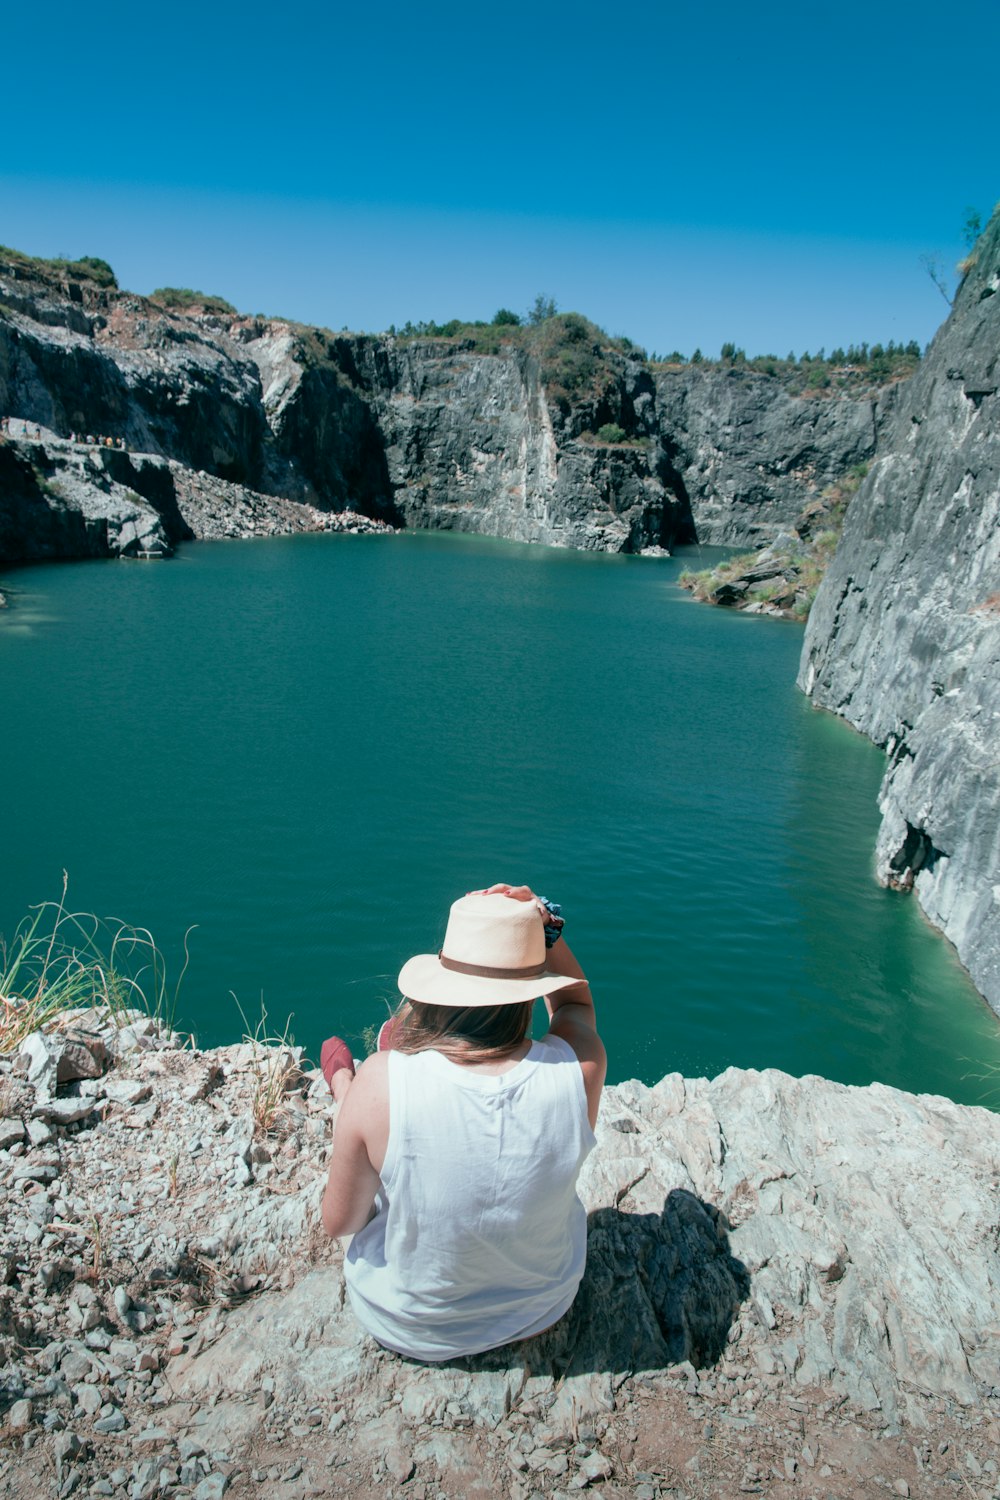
799 206 1000 1014
654 366 880 545
2 254 887 565
0 438 177 562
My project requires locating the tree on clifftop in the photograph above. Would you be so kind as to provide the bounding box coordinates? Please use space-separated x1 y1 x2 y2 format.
528 294 557 325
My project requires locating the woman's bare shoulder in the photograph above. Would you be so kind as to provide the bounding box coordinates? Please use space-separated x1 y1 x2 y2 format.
352 1050 390 1093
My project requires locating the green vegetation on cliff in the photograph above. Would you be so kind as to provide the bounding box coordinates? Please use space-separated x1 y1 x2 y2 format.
652 342 922 397
679 465 869 621
150 287 238 316
0 245 117 288
386 302 922 410
382 306 643 420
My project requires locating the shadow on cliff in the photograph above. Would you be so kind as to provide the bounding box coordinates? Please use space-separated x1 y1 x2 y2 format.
455 1189 749 1380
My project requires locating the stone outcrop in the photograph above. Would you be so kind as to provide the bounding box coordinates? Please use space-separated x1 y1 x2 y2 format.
0 428 392 567
0 437 186 562
654 367 881 545
799 207 1000 1016
1 252 891 568
1 1015 998 1499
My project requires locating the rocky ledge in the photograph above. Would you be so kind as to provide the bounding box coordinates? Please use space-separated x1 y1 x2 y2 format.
678 477 860 622
0 430 394 566
1 1014 998 1500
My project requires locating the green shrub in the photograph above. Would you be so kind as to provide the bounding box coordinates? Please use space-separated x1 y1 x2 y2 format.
492 308 521 326
72 256 117 287
0 244 118 287
151 287 237 315
596 422 627 444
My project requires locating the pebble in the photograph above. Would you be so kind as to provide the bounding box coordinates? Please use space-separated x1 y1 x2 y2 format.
133 1425 171 1448
571 1451 613 1488
12 1161 60 1184
192 1475 229 1500
103 1080 153 1107
32 1098 95 1125
94 1408 127 1434
72 1385 103 1416
0 1120 26 1150
8 1398 33 1430
386 1447 415 1483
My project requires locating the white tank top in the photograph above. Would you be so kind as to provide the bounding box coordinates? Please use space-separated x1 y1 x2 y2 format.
344 1034 596 1361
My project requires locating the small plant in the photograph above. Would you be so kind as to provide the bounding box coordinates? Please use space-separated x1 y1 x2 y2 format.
234 996 299 1137
961 208 982 250
596 422 627 444
168 1153 180 1198
749 580 783 604
0 875 190 1055
89 1214 103 1280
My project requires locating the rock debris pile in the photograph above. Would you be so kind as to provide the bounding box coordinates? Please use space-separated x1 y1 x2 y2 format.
1 1015 998 1500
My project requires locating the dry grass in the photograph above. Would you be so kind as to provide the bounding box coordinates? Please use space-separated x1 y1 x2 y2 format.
233 997 300 1137
0 875 193 1058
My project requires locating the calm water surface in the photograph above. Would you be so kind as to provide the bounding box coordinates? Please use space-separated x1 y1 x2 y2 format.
3 531 999 1104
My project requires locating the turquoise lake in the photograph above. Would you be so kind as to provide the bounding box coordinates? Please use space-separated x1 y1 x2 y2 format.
3 530 999 1105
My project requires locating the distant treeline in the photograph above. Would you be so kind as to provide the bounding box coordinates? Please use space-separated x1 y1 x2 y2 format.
386 302 923 399
651 339 922 382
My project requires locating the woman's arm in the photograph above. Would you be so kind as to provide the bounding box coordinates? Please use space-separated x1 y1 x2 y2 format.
481 884 606 1129
321 1054 388 1238
542 934 606 1130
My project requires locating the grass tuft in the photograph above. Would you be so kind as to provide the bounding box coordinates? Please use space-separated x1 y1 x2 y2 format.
0 874 191 1055
233 996 300 1137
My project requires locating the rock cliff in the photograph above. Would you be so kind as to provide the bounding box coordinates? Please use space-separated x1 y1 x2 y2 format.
654 367 881 545
799 207 1000 1016
1 1016 998 1500
1 252 888 566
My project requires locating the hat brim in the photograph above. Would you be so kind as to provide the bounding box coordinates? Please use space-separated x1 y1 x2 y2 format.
397 953 583 1008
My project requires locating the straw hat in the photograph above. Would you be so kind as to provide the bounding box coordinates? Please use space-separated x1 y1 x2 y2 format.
397 893 580 1007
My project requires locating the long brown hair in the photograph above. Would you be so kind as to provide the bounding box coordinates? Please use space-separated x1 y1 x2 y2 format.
392 999 534 1063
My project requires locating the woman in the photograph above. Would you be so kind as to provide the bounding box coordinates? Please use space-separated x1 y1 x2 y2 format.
320 883 606 1362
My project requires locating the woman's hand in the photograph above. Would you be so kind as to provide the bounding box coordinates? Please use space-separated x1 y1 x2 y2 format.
475 883 554 924
480 882 533 901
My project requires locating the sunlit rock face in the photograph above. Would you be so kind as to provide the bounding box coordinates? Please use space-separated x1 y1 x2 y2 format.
1 255 882 562
800 208 1000 1014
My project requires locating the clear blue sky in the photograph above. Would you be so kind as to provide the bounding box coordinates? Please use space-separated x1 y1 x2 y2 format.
2 0 996 356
